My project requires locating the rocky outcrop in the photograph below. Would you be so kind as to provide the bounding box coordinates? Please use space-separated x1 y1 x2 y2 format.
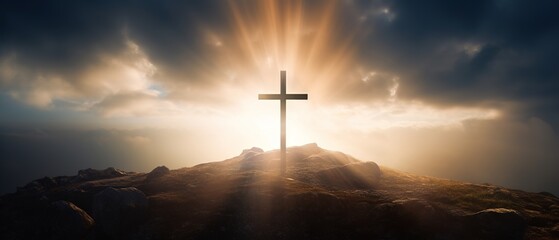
235 144 362 173
16 167 132 194
17 177 59 193
240 147 264 160
92 187 148 238
316 162 381 188
0 199 95 240
465 208 526 240
239 147 266 170
75 167 128 182
145 166 170 181
50 200 95 239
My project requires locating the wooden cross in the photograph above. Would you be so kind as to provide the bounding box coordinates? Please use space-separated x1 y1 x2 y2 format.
259 70 308 176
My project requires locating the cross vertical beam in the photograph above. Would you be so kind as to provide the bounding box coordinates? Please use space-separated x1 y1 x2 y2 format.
280 71 286 175
258 70 308 176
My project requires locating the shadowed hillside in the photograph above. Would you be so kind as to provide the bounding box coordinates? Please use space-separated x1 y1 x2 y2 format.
1 143 558 239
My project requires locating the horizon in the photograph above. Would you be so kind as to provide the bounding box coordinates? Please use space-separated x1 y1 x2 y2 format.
1 0 559 195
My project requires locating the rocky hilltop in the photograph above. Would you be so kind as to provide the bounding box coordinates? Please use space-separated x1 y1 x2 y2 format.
1 143 558 239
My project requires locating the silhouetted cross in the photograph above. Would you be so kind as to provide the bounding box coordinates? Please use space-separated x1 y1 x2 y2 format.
259 70 308 176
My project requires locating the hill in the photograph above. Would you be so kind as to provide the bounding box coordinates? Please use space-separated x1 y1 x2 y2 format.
1 143 558 239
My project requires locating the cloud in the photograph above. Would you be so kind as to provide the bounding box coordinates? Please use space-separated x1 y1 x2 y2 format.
345 0 559 126
0 1 127 85
94 92 180 117
124 135 151 145
0 25 163 110
1 0 557 106
0 0 557 135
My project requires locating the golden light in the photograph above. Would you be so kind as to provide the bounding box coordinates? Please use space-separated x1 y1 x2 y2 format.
90 0 501 169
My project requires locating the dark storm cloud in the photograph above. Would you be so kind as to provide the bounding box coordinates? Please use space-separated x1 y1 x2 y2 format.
0 1 231 81
123 1 235 85
346 0 559 125
0 1 126 76
0 0 557 125
2 0 557 106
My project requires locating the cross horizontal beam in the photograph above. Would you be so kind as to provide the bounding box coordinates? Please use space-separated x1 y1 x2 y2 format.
258 94 308 100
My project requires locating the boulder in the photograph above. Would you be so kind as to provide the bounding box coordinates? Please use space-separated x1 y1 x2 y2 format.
315 162 381 188
392 198 437 218
92 187 148 237
466 208 526 239
145 166 170 181
50 200 95 239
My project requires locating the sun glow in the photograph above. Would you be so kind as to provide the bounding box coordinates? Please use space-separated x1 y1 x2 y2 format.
157 1 498 153
215 0 362 100
15 0 502 168
84 0 502 158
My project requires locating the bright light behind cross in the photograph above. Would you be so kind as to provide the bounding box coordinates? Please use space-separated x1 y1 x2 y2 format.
259 71 308 175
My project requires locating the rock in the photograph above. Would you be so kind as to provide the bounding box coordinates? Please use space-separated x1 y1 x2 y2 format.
0 199 95 239
392 198 436 217
17 177 58 193
290 143 321 154
390 198 442 232
16 168 129 194
50 200 95 239
239 147 266 171
75 167 128 182
240 147 264 160
17 175 79 194
315 162 381 188
92 187 149 238
288 143 323 162
145 165 170 181
466 208 526 239
300 150 361 171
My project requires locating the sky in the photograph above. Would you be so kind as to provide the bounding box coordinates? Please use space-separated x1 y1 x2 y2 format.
1 0 558 195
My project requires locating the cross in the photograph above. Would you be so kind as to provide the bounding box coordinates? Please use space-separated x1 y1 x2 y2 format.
259 70 308 176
